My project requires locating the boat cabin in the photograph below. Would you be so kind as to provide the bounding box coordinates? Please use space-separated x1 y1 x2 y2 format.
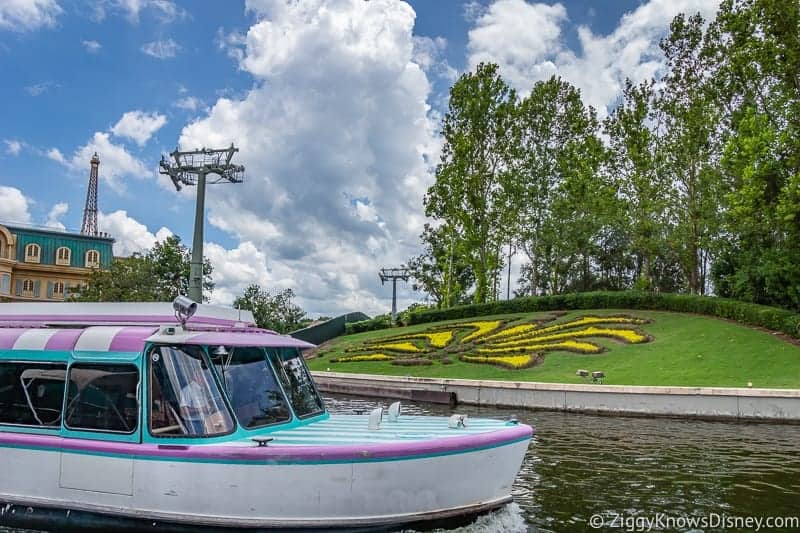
0 302 325 446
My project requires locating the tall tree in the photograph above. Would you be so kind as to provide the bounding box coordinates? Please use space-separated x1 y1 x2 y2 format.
407 223 474 308
74 235 214 303
658 13 724 295
604 80 678 291
512 76 611 294
710 0 800 309
425 63 517 304
234 284 306 333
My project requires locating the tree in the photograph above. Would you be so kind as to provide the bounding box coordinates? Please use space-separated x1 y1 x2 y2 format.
710 0 800 309
407 223 474 307
148 235 214 301
511 76 611 294
658 13 724 295
74 255 157 302
74 235 214 303
603 80 674 290
425 63 517 304
234 284 306 334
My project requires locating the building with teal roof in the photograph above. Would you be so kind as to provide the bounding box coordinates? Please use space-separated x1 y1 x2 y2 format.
0 224 114 301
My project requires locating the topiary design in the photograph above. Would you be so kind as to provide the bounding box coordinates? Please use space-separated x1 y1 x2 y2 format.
327 314 653 370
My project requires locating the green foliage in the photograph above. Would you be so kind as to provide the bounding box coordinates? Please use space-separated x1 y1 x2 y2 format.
407 224 474 307
74 235 214 303
405 291 800 339
413 0 800 314
424 63 517 304
345 314 392 335
233 284 305 334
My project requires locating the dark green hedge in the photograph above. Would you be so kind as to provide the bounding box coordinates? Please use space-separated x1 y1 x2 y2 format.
344 314 393 334
406 291 800 339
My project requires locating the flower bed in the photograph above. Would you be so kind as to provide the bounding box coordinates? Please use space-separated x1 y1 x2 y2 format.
325 314 654 370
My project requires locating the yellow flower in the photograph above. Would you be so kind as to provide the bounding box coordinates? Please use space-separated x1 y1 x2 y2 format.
378 331 455 348
482 323 536 341
491 326 648 349
478 339 602 354
368 341 422 353
461 354 536 368
334 353 394 362
459 320 504 343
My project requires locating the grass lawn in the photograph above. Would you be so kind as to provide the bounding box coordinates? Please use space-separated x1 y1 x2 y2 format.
307 310 800 388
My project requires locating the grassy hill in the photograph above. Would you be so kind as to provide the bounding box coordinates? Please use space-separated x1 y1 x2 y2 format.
308 310 800 388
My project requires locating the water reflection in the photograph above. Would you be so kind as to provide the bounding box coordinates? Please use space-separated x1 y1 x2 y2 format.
325 394 800 532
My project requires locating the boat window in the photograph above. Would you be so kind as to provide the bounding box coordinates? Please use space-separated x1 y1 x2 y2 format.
266 348 324 418
64 364 139 434
210 346 292 429
0 362 66 427
148 345 235 437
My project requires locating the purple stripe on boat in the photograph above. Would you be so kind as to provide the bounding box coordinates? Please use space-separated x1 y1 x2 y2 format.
186 332 314 349
44 329 84 351
0 329 25 349
0 424 532 463
109 326 158 352
0 314 252 327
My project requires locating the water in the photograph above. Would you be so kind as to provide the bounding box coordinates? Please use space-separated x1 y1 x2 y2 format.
325 395 800 532
5 396 800 532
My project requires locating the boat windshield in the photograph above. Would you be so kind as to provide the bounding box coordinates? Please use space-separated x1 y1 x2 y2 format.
210 346 292 429
266 347 324 418
148 344 235 438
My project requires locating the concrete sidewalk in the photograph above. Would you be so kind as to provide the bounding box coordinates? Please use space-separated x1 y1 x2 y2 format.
312 371 800 422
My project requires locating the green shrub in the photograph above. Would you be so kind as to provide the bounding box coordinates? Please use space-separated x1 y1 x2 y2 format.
344 314 392 334
406 291 800 339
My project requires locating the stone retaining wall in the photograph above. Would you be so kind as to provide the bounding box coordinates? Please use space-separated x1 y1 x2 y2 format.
312 371 800 422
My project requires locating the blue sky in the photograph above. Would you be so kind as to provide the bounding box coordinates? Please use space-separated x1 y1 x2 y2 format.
0 0 719 316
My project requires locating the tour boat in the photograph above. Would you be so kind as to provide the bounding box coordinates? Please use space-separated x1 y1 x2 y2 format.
0 299 532 531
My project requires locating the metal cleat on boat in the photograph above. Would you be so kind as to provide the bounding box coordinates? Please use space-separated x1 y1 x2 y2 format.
448 414 468 429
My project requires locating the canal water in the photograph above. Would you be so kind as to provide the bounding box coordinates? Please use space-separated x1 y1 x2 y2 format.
5 394 800 532
324 394 800 532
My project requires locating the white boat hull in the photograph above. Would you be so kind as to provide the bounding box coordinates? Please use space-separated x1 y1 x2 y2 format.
1 427 530 529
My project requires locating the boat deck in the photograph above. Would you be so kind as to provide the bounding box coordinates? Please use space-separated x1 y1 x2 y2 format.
258 414 520 446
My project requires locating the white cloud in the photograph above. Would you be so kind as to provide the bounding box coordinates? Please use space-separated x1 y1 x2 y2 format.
174 95 205 112
412 35 457 82
141 38 181 59
93 0 183 24
51 131 149 193
46 147 65 164
45 201 68 230
25 81 56 96
0 186 32 224
204 241 274 305
468 0 567 92
4 139 22 155
467 0 720 115
0 0 62 32
98 210 172 256
178 0 439 316
110 110 167 146
82 39 102 53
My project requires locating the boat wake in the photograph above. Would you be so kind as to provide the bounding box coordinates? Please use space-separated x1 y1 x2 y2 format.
403 503 528 533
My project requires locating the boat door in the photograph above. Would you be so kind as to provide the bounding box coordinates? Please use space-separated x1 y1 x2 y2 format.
59 360 141 496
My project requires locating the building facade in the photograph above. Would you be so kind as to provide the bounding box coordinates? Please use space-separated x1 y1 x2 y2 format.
0 224 113 301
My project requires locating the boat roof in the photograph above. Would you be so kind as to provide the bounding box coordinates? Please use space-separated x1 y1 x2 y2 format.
0 302 255 327
0 325 314 354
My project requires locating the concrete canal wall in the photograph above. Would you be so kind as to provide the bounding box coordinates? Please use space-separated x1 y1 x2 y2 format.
312 371 800 422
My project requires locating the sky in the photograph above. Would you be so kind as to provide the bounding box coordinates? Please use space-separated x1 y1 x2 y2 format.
0 0 720 317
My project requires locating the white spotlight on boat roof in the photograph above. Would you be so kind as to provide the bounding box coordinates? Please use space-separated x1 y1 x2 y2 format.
173 295 197 327
388 401 402 422
368 407 383 430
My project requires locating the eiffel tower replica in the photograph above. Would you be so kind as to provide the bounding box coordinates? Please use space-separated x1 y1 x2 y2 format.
80 153 100 236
